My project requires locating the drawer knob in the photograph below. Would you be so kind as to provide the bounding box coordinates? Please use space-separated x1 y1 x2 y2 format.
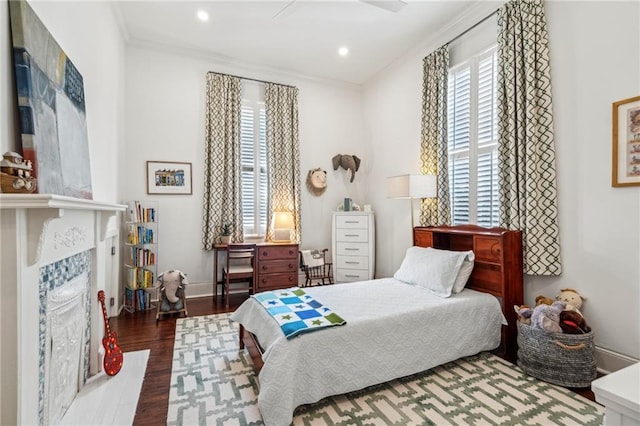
288 276 293 281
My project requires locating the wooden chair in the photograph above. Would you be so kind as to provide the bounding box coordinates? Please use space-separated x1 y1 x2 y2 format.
299 248 333 287
222 243 256 308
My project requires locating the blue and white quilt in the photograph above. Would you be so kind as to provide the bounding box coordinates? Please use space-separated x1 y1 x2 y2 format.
252 287 346 339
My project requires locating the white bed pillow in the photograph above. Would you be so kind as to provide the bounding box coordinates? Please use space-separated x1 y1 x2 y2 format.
452 250 475 294
393 246 472 297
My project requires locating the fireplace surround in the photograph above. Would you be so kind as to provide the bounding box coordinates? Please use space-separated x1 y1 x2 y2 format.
0 194 125 425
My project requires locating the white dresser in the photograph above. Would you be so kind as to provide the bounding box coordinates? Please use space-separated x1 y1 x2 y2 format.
332 211 375 283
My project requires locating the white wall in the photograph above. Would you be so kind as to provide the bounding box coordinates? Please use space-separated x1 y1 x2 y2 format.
121 45 368 290
364 0 640 365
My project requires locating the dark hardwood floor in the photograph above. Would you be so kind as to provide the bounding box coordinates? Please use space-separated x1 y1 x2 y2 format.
111 295 597 425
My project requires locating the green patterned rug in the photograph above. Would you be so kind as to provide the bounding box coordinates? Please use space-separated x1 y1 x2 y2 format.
167 313 604 425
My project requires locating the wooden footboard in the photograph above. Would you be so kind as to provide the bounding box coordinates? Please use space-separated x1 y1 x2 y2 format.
239 324 264 371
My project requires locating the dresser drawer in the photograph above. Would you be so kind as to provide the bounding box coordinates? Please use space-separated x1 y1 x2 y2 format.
336 255 369 270
259 258 297 274
256 272 297 290
474 236 502 263
335 228 368 243
335 215 368 228
257 245 297 261
336 242 368 256
335 269 369 282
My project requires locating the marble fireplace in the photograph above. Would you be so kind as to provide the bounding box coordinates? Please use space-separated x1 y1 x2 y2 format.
0 195 125 425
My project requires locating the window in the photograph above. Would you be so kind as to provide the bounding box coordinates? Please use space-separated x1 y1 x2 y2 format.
447 46 499 227
240 99 267 236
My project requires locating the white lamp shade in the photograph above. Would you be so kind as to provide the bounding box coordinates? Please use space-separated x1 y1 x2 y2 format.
272 211 294 241
386 174 437 199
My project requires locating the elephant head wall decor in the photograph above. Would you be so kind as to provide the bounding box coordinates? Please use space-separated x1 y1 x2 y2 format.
332 154 361 183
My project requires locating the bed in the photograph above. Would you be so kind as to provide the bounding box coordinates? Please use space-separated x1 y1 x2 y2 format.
231 225 523 426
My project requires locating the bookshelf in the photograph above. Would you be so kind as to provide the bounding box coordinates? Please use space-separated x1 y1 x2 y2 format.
123 200 158 312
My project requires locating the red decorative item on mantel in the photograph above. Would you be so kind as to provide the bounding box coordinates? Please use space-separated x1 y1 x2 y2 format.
98 290 123 376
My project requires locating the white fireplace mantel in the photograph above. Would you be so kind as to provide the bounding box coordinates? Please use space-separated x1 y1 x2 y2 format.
0 194 126 426
1 194 126 265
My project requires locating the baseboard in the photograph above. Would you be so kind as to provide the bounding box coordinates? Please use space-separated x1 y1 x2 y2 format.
595 346 639 374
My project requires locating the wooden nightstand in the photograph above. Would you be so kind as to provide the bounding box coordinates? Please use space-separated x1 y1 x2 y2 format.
255 243 299 292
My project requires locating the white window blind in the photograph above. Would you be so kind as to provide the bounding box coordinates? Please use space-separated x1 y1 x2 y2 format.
447 46 499 227
240 100 267 236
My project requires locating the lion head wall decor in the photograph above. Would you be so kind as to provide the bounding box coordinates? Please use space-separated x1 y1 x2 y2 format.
332 154 361 183
306 168 327 196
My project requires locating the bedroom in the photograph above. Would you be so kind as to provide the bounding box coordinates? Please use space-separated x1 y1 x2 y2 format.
0 0 638 424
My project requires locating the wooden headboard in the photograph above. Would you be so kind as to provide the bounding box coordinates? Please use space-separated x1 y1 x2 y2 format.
413 225 524 357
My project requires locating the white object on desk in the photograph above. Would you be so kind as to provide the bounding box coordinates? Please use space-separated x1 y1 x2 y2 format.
592 362 640 426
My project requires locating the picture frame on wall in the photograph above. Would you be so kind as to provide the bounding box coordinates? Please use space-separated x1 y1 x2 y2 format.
147 161 193 195
612 95 640 187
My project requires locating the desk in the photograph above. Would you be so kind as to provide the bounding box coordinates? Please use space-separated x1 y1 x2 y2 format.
213 242 299 300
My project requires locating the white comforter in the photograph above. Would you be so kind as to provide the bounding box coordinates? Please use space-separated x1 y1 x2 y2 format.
230 278 506 426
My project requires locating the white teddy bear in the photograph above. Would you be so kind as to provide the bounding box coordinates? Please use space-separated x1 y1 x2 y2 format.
556 288 585 315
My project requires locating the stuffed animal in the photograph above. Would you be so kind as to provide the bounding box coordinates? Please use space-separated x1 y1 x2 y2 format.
514 305 533 325
535 295 554 306
155 270 188 312
531 300 566 333
559 310 591 334
306 168 327 196
556 288 585 313
332 154 361 183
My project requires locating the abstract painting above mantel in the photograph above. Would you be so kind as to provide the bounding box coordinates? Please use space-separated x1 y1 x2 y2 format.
9 0 93 199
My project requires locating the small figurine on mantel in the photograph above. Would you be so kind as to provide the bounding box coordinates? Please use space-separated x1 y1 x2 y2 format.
0 151 37 193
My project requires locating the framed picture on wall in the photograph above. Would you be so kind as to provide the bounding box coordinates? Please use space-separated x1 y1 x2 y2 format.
146 161 193 195
612 95 640 187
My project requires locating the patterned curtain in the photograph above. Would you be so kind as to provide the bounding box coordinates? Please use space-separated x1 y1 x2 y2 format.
265 83 301 243
497 0 561 275
420 45 451 226
202 73 242 250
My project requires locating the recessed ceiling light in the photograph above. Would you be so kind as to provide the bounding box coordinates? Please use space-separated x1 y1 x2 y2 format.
197 10 209 22
338 46 349 57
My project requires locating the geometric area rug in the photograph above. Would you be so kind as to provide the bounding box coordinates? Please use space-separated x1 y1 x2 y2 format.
167 313 604 426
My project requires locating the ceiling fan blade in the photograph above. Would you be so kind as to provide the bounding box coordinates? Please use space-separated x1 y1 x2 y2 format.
359 0 407 13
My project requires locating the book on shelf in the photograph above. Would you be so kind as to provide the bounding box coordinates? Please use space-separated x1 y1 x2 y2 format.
127 224 154 245
124 286 153 312
127 201 156 223
126 267 154 289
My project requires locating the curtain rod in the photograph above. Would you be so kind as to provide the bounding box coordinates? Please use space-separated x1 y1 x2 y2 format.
207 71 295 89
446 8 499 46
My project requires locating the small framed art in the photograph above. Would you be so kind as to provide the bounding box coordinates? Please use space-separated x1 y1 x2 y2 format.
146 161 193 195
612 95 640 187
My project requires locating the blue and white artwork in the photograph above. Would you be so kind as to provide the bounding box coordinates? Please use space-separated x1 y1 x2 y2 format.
9 0 93 199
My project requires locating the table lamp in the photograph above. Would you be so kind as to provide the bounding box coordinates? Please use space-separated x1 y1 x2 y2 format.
386 174 437 227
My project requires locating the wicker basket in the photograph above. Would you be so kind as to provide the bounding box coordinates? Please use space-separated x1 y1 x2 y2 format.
517 321 597 388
